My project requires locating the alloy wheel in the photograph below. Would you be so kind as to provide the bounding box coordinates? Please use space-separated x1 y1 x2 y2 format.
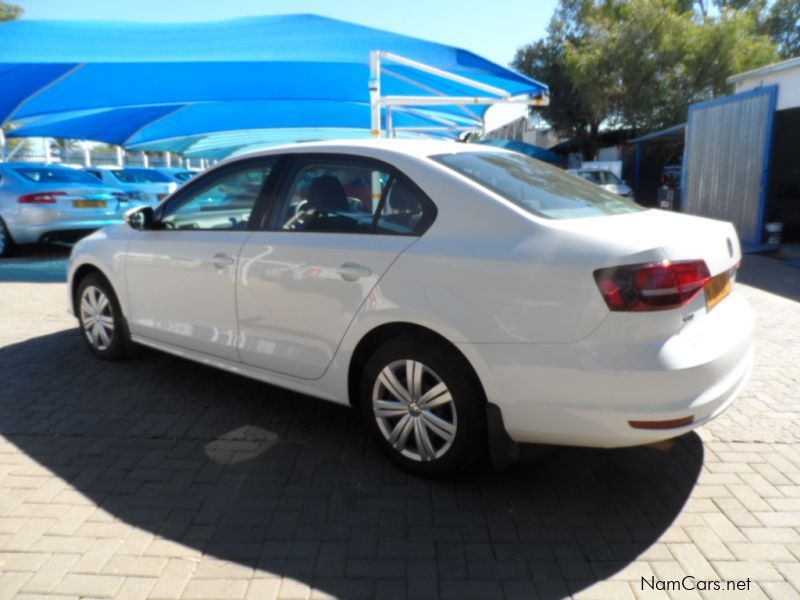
79 285 115 351
372 359 458 462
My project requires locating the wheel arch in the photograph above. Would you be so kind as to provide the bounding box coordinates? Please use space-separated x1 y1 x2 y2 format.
71 263 114 315
346 321 487 409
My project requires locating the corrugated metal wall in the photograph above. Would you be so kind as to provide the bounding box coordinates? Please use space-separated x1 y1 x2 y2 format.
683 86 777 245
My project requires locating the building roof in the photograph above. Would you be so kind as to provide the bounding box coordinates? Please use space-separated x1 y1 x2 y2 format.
629 124 686 145
727 56 800 85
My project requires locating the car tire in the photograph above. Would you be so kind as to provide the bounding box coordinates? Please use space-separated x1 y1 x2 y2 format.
75 272 131 360
0 217 15 258
359 335 487 476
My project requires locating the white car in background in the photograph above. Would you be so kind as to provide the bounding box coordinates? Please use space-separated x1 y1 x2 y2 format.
67 140 754 475
569 168 634 198
84 166 177 205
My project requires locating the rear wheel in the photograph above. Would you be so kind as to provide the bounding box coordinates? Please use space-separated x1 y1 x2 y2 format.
0 218 15 258
360 335 487 476
76 273 131 360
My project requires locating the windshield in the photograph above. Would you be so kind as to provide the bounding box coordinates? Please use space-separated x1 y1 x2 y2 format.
111 168 171 184
577 170 622 185
434 152 642 219
15 167 103 185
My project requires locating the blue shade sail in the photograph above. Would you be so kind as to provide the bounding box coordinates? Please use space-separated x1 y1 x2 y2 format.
0 14 547 155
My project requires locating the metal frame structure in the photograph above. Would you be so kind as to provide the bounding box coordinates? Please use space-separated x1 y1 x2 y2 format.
369 51 549 138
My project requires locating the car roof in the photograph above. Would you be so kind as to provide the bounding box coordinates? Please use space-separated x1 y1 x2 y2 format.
225 138 510 165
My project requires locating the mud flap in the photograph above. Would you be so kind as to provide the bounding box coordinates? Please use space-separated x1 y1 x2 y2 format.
486 402 519 470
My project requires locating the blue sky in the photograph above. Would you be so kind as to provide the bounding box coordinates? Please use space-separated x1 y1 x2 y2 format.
18 0 558 67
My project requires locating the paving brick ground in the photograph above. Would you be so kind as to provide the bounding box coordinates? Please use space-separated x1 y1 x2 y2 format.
0 252 797 599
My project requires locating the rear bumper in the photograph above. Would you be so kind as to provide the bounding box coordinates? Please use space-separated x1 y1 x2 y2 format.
8 217 123 245
462 291 755 448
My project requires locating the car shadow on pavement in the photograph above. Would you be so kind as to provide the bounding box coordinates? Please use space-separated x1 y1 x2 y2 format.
0 329 703 599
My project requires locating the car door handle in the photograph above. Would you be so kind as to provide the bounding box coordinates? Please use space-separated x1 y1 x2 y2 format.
212 253 235 270
337 262 372 282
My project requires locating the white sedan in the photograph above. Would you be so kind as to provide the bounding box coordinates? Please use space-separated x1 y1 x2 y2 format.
67 140 754 475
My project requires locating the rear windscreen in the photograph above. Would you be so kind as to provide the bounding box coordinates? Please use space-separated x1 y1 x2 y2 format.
15 167 102 185
433 152 642 219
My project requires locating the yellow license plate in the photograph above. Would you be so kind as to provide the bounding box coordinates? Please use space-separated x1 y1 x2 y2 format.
73 199 107 208
705 271 732 310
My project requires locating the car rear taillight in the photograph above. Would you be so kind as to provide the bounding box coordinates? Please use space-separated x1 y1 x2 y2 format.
18 191 66 204
594 260 711 311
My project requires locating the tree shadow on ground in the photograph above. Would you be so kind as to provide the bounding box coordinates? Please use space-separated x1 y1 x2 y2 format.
0 245 68 282
0 329 703 599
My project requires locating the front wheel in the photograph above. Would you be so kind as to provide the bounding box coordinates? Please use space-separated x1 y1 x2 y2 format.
360 336 487 476
76 273 131 360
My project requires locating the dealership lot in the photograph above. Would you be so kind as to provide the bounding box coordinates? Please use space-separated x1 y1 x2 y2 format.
0 253 798 599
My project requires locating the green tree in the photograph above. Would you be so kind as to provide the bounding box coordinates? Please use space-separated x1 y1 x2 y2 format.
762 0 800 58
513 0 778 158
0 2 23 22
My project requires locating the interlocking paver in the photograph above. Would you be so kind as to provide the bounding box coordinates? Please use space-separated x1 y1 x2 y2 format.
0 252 798 599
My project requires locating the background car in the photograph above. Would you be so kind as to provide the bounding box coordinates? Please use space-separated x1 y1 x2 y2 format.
152 167 200 184
67 139 753 475
569 168 634 198
0 162 133 256
84 166 177 205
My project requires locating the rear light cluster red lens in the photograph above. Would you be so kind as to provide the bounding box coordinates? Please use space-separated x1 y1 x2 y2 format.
594 260 711 311
18 191 66 204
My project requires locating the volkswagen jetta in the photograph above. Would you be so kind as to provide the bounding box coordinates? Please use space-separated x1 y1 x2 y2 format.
67 140 754 474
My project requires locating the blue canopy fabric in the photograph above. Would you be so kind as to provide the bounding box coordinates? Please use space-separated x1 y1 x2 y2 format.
0 14 548 156
8 101 480 147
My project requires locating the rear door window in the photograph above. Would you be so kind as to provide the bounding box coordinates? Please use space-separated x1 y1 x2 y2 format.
434 152 642 219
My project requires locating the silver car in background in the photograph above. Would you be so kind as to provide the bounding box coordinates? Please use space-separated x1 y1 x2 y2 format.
84 166 177 205
0 162 133 257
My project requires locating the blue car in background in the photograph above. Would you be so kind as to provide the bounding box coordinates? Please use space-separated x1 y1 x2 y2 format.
84 166 177 205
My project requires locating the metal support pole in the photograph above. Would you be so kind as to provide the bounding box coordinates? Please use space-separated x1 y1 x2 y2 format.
116 146 124 167
83 146 91 167
369 50 382 138
165 152 172 168
44 138 51 164
142 151 149 168
386 107 394 138
0 129 5 162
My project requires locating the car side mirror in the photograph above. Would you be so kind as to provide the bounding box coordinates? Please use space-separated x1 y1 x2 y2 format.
125 206 154 230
